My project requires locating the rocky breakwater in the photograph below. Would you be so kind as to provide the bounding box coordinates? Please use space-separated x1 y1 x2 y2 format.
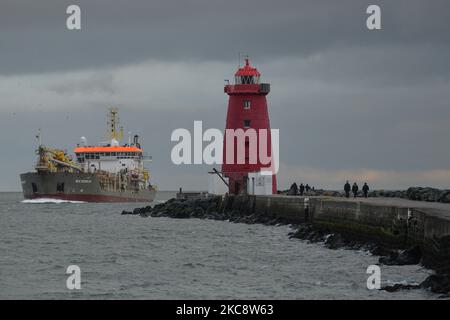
369 187 450 203
122 195 287 226
122 195 450 295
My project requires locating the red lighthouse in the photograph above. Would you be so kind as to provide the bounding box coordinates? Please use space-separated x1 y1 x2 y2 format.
222 58 277 195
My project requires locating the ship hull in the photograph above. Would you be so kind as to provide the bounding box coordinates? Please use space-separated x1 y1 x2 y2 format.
20 172 156 203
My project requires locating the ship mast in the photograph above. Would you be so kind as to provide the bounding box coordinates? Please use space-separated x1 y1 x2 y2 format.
107 107 124 142
36 128 42 147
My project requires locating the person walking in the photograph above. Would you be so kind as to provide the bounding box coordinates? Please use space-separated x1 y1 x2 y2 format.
289 182 298 195
305 184 311 193
344 181 351 198
352 182 359 198
299 183 305 196
362 182 369 198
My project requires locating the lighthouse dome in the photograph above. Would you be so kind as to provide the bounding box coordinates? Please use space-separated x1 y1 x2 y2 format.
235 58 261 84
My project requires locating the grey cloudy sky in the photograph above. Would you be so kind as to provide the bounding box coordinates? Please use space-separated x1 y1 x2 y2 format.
1 0 450 191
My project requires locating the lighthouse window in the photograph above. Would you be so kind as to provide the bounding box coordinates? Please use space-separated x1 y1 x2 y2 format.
243 120 251 128
241 76 255 84
244 100 251 109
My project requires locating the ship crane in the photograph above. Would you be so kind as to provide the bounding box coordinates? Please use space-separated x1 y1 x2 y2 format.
35 146 83 173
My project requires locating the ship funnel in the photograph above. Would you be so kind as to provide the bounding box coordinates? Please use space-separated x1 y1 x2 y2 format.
80 136 87 146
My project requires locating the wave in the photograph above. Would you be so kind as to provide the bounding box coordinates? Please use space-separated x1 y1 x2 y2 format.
21 198 86 204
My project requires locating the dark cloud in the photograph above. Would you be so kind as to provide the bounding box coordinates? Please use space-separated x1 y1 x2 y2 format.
1 0 450 74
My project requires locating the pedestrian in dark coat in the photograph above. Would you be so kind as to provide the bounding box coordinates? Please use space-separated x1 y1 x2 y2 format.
352 182 359 198
290 182 298 195
299 183 305 196
344 181 351 198
362 183 369 198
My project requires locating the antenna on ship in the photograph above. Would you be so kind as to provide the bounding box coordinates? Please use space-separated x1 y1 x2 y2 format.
35 128 42 147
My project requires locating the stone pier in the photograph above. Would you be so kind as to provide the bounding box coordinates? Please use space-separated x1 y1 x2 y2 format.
251 195 450 273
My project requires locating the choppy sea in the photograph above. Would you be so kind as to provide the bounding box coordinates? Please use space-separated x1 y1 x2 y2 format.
0 192 437 299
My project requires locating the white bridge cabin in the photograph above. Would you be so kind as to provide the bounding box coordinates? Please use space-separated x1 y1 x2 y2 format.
74 145 151 174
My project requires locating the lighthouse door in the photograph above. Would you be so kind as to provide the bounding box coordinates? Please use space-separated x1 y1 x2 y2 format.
234 181 241 195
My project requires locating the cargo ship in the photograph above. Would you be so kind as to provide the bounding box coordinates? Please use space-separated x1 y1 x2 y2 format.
20 108 156 203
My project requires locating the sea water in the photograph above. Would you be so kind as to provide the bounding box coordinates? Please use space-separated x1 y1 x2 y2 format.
0 192 436 299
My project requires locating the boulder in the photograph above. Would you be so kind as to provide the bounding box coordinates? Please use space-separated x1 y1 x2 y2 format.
324 233 346 249
441 193 450 204
420 274 450 294
379 246 422 266
381 283 420 292
382 274 450 294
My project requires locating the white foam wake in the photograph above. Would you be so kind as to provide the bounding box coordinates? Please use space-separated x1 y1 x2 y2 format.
21 198 86 204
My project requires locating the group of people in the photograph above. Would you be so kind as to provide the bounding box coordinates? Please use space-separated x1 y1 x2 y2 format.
288 181 371 198
344 181 370 198
289 182 313 196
